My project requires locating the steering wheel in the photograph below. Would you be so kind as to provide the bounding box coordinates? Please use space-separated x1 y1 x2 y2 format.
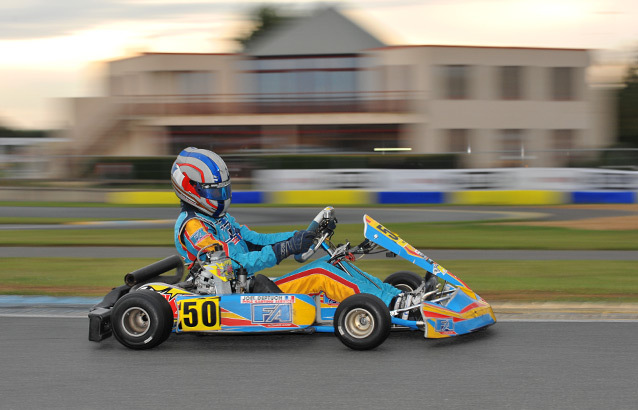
294 207 336 263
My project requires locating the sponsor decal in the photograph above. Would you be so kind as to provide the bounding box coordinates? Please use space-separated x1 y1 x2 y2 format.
191 228 207 244
240 295 295 325
373 221 426 259
435 319 456 335
433 264 448 275
218 218 242 245
241 295 295 304
252 304 292 324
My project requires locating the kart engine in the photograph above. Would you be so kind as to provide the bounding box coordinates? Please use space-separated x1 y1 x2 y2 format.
193 251 234 295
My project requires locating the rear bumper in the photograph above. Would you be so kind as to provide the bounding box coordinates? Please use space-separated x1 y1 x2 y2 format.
87 284 130 342
88 307 113 342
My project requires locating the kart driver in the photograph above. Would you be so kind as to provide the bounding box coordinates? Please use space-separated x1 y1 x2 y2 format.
171 147 418 309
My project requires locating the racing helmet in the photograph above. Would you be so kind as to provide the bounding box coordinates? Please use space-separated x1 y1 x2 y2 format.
171 147 232 217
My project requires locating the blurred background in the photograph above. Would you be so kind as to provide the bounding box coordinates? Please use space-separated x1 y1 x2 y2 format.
1 0 637 197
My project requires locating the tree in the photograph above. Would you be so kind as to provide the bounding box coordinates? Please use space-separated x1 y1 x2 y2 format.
617 57 638 147
0 126 46 138
235 6 293 50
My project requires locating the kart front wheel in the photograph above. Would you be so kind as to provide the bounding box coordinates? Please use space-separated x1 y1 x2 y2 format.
111 290 173 350
334 294 391 350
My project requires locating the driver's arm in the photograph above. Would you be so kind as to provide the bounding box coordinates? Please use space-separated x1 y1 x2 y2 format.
223 214 296 245
238 225 296 245
179 219 224 260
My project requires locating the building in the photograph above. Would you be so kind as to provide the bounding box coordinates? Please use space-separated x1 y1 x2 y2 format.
59 7 612 179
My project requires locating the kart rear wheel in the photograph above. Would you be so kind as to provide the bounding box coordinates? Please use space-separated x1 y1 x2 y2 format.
251 274 282 293
334 294 391 350
111 290 173 350
384 271 423 292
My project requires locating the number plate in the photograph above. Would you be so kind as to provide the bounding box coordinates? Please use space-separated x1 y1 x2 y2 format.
178 297 221 332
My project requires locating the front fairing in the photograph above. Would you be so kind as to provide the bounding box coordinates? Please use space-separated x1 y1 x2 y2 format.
363 215 496 337
363 214 466 287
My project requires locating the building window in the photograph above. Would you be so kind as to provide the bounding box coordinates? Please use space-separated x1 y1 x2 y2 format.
251 55 360 98
551 67 574 100
444 65 469 99
500 66 523 100
448 129 470 153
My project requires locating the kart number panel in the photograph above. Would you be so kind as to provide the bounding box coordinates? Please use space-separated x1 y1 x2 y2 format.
177 296 221 332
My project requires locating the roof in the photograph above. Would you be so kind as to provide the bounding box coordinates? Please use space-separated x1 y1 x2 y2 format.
244 7 385 57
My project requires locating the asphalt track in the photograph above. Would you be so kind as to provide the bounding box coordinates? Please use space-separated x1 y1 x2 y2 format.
1 316 636 410
1 205 637 409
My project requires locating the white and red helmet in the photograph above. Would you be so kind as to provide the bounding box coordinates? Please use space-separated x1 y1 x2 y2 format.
171 147 232 217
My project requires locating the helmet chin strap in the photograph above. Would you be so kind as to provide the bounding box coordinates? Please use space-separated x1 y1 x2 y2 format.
212 200 229 218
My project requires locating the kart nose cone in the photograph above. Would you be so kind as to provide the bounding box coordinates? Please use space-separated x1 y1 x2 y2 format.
421 293 496 338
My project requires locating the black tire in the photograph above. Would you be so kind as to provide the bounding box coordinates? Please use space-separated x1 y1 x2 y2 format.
111 290 173 350
384 271 424 292
334 294 391 350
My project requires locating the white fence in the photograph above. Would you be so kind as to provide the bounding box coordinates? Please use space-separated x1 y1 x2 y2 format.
256 168 638 191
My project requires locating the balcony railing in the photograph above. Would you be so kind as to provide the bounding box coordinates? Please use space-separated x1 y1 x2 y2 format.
121 91 414 116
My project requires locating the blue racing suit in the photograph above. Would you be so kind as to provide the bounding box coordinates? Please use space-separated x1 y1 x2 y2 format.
174 203 293 275
174 203 401 306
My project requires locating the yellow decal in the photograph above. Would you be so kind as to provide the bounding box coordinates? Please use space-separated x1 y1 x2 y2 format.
145 284 192 299
367 215 425 259
178 297 222 332
203 259 234 282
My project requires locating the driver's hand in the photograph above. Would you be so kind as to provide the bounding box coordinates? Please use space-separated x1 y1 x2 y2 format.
272 230 316 264
291 230 316 254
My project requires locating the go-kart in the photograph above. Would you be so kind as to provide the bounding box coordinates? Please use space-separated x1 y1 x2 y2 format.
88 207 496 350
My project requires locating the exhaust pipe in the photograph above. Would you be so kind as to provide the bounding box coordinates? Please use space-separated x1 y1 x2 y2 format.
124 255 185 287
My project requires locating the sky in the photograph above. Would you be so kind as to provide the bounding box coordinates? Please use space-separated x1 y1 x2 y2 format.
1 0 637 130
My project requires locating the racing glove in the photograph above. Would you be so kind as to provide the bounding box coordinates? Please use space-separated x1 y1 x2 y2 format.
272 230 316 264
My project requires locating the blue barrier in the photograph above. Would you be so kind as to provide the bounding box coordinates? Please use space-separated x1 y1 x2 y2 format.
232 191 263 204
571 191 636 204
377 191 444 204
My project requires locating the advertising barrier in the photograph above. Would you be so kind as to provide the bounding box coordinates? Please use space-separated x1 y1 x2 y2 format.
104 168 638 205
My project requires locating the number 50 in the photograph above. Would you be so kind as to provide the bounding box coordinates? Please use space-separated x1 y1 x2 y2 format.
179 297 221 331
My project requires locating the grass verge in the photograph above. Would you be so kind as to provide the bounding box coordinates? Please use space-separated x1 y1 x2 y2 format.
1 258 636 302
1 223 637 249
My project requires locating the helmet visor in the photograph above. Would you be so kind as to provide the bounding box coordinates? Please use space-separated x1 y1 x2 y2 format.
196 182 232 201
